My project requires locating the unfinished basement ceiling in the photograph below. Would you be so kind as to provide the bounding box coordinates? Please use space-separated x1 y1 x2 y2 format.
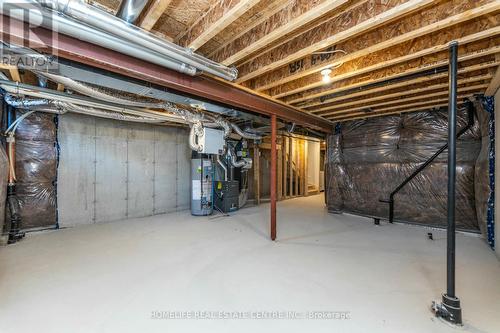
88 0 500 123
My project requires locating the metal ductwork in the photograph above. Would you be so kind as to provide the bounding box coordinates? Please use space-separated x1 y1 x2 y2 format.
33 72 261 140
0 0 238 80
116 0 148 23
0 78 262 141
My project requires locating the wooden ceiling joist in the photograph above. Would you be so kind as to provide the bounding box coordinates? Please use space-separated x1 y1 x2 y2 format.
331 99 471 122
321 84 488 118
8 68 20 82
205 0 291 58
234 0 438 84
273 32 499 100
211 0 350 65
286 48 500 106
138 0 173 31
310 74 493 114
330 95 475 120
176 0 260 50
264 16 500 97
296 60 500 110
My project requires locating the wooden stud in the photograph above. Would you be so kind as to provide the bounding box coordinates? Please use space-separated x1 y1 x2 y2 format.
234 0 437 83
177 0 260 50
277 136 283 201
293 139 300 196
282 135 287 199
139 0 174 31
288 138 292 196
287 136 292 197
253 144 260 205
302 140 308 197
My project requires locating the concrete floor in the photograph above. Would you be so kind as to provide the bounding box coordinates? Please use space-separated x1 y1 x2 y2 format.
0 194 499 333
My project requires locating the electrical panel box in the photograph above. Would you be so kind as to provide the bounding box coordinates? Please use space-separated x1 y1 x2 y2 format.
200 128 225 155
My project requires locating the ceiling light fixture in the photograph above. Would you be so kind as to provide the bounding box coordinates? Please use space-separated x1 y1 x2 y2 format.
321 69 332 83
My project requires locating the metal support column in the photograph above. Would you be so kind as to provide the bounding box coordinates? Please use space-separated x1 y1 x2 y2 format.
270 114 277 241
432 41 462 326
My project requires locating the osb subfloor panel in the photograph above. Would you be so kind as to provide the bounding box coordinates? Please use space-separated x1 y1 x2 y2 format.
1 195 499 333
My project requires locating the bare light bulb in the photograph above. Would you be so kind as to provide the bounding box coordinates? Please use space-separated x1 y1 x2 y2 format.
321 68 332 84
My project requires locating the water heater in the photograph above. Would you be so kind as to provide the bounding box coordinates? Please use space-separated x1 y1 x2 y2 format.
191 152 213 216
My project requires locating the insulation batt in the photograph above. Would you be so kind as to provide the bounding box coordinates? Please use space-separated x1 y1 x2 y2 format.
14 111 57 229
326 103 487 232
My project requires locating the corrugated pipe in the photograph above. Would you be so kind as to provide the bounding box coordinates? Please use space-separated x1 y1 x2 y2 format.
1 85 186 123
228 147 249 168
1 74 261 140
65 103 164 123
36 72 261 140
230 123 262 140
4 94 66 111
4 94 168 123
35 72 215 125
2 0 237 80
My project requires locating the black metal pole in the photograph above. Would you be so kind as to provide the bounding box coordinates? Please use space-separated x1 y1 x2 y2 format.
447 41 458 299
432 41 462 326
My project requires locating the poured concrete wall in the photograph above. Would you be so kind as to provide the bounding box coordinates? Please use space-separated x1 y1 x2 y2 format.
57 113 190 227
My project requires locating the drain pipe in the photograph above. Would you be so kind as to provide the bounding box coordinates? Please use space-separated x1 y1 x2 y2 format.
116 0 148 23
432 41 463 326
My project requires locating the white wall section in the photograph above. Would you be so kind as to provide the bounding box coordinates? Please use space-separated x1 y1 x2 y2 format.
57 113 190 227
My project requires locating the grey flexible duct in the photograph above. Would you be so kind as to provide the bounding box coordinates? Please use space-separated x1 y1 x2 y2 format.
4 94 166 123
37 72 261 140
4 94 66 110
228 147 249 168
65 103 164 123
230 123 262 140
